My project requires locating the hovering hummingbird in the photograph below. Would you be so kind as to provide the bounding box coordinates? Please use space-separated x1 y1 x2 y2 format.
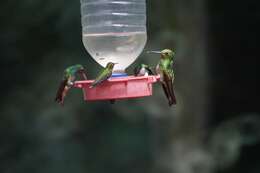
148 49 176 106
90 62 117 88
55 64 87 106
134 64 154 76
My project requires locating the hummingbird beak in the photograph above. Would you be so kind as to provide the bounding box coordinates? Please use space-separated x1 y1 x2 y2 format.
146 51 161 54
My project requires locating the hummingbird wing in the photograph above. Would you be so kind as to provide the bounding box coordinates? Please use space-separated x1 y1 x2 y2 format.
55 75 75 106
156 63 172 105
161 82 171 103
145 66 154 75
155 64 160 75
160 69 176 106
169 68 176 104
134 65 142 76
90 69 112 88
165 70 176 105
55 79 68 105
157 67 172 106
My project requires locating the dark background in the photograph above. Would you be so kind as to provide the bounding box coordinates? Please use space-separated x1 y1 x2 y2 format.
0 0 259 173
209 1 259 172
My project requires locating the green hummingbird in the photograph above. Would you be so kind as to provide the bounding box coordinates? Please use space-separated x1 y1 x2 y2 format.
148 49 176 106
55 64 87 105
134 64 154 76
90 62 117 88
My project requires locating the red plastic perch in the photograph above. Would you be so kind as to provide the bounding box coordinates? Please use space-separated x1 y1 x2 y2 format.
73 75 160 101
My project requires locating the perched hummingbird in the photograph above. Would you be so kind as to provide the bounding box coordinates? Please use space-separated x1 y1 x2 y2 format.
90 62 117 88
55 64 87 106
148 49 176 106
134 64 154 76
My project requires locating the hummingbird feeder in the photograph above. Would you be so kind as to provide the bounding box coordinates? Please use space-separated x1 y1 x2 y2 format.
76 0 160 101
74 75 160 101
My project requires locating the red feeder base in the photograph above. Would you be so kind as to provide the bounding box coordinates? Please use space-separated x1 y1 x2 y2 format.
73 75 160 101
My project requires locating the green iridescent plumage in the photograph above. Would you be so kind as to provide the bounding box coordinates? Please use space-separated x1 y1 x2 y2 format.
149 49 176 106
63 64 85 80
55 64 87 105
90 62 117 88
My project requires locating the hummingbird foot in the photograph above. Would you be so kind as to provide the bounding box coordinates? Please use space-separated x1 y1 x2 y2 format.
67 81 74 87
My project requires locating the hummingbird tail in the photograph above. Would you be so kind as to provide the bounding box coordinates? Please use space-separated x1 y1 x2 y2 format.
167 78 176 105
162 72 177 106
167 82 176 105
161 83 172 105
168 100 174 106
170 90 177 105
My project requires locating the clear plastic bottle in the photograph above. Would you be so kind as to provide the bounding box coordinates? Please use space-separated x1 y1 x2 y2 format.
80 0 147 73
